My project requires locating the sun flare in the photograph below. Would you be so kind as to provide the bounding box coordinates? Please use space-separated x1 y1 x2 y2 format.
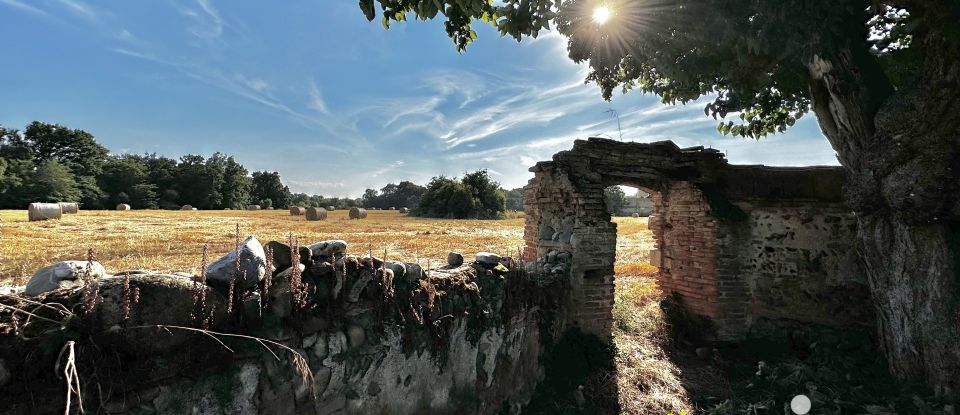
592 5 612 25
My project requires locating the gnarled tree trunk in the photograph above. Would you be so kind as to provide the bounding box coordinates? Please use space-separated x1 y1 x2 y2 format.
808 15 960 394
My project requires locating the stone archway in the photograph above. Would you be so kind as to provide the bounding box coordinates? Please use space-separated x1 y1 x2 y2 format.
523 137 872 340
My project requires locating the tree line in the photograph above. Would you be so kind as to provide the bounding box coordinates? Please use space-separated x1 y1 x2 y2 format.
0 121 515 218
0 122 303 210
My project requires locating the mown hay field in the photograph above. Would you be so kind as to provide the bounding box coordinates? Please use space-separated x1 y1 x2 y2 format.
0 209 654 286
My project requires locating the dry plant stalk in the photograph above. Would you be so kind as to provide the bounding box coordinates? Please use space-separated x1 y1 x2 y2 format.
262 245 273 309
288 234 307 310
56 340 83 415
121 273 131 321
81 248 99 314
193 244 209 328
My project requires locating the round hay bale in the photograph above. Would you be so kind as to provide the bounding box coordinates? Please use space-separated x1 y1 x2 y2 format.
388 207 396 210
306 207 328 221
631 213 640 218
399 207 409 214
116 203 131 211
224 208 232 210
181 204 193 210
58 202 79 214
265 207 274 210
290 206 306 216
246 205 261 211
28 202 62 221
349 207 368 219
326 206 336 211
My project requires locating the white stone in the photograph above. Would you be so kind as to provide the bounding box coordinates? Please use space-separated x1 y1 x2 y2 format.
307 240 348 257
24 261 106 297
205 236 266 289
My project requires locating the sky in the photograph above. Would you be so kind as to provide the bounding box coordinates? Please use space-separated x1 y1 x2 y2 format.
0 0 840 197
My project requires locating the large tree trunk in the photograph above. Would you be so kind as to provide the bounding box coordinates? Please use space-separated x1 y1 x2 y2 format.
808 12 960 394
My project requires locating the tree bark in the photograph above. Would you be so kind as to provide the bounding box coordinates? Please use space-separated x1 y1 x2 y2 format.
808 16 960 394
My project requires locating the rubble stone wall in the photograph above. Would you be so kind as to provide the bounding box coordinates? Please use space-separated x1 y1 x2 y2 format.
524 137 872 340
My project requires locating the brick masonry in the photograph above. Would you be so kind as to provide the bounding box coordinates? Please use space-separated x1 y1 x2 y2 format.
523 137 871 340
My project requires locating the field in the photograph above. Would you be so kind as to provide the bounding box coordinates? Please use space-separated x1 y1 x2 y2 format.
0 209 654 286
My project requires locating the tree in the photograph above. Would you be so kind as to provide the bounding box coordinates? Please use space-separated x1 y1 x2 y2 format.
250 171 291 209
175 155 223 209
97 156 157 209
603 186 628 216
416 171 506 219
505 187 524 211
26 160 81 203
361 0 960 392
211 153 252 210
461 169 506 219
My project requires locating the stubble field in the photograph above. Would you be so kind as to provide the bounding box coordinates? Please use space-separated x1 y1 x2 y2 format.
0 209 654 286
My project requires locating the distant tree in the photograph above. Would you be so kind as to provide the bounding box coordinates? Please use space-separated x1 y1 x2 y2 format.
212 153 252 209
603 186 628 216
99 156 149 207
250 171 291 209
26 160 81 203
361 188 379 208
416 171 505 219
505 187 524 211
175 154 223 209
461 170 506 219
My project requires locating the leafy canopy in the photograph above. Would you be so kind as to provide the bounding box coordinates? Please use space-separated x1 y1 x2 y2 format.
361 0 922 138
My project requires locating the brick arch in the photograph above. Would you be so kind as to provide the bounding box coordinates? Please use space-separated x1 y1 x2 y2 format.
523 137 870 340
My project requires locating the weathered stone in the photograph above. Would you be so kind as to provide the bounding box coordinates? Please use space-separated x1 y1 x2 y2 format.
24 260 106 297
403 263 424 282
0 359 9 387
347 270 374 302
206 236 266 289
346 325 366 348
447 252 464 267
385 261 406 281
266 241 312 271
308 240 348 258
275 264 306 281
538 224 554 240
475 252 502 267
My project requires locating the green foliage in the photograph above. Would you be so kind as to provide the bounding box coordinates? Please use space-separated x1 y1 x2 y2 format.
25 159 82 203
505 187 524 211
416 170 506 219
360 0 926 139
250 171 291 209
361 181 427 210
603 186 628 216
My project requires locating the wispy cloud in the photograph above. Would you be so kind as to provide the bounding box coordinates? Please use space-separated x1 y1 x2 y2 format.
307 80 330 115
0 0 50 17
53 0 95 19
181 0 223 41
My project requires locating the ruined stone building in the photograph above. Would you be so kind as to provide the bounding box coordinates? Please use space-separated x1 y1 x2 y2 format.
523 137 872 339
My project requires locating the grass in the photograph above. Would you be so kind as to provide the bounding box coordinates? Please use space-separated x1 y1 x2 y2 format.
0 209 535 286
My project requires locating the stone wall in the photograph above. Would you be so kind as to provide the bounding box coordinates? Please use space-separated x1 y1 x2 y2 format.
0 243 559 415
524 137 872 340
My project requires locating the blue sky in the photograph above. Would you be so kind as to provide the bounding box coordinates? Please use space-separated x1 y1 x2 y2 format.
0 0 839 197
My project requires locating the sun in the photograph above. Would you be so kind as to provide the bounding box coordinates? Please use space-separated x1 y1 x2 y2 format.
592 5 612 25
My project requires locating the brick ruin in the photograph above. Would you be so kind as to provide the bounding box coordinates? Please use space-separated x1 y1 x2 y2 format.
524 137 873 339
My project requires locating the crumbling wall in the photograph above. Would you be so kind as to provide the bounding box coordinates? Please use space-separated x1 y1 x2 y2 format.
0 241 559 415
524 137 872 341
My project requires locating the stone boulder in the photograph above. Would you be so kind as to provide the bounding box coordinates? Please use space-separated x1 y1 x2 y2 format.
308 240 348 258
206 236 267 289
265 241 312 272
475 252 502 267
447 252 464 267
24 260 106 297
